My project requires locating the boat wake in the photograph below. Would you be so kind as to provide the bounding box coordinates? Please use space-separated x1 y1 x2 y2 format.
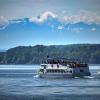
34 74 39 78
83 76 94 79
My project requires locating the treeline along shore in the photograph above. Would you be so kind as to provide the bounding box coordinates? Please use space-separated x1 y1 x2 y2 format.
0 44 100 64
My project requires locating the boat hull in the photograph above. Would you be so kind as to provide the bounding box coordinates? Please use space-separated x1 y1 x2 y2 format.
38 72 91 78
39 73 73 78
73 72 91 77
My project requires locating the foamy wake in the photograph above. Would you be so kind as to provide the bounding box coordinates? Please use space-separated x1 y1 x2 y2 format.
83 76 94 79
34 75 39 78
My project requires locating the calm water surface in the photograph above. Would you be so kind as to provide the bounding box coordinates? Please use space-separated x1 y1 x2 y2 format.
0 65 100 100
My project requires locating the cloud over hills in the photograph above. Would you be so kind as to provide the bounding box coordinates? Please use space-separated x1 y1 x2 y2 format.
29 10 100 24
0 16 9 30
30 11 57 23
63 10 100 24
0 10 100 32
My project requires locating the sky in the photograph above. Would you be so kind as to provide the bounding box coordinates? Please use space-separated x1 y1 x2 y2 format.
0 0 100 19
0 0 100 49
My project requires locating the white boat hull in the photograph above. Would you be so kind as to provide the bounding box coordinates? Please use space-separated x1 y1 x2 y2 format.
98 72 100 76
39 73 73 78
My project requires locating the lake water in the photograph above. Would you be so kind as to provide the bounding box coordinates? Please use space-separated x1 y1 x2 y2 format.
0 65 100 100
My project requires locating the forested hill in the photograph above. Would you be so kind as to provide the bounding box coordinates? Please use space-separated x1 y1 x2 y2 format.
0 44 100 64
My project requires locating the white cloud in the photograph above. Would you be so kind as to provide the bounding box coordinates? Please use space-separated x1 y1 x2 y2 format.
62 10 67 14
68 27 84 33
9 19 27 24
29 10 100 25
91 27 96 32
0 24 9 30
63 10 100 24
0 16 8 25
0 17 27 30
10 20 22 24
30 11 57 23
57 25 64 30
0 16 9 30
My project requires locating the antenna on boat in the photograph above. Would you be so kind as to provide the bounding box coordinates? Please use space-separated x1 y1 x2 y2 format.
45 55 49 63
47 55 49 59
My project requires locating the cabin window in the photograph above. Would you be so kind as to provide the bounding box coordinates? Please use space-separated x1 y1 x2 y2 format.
56 70 58 73
55 70 57 73
44 65 46 69
80 69 84 72
47 69 50 73
61 70 64 73
49 69 51 72
58 70 60 73
47 70 49 73
51 64 53 67
50 70 52 73
47 69 67 73
52 70 55 73
70 70 72 73
41 65 46 69
57 64 59 68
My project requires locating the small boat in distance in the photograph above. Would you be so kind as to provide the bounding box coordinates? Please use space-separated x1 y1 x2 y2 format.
38 56 91 78
98 71 100 76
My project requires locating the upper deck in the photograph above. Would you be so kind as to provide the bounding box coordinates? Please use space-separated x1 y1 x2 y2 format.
41 57 88 68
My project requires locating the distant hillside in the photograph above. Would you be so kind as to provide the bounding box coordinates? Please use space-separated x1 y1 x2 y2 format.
0 49 6 52
0 44 100 64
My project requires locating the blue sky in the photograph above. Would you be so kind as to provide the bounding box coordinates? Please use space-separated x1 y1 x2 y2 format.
0 0 100 19
0 0 100 49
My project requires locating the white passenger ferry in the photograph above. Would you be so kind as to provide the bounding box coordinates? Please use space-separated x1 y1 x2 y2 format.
98 71 100 76
38 57 91 78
